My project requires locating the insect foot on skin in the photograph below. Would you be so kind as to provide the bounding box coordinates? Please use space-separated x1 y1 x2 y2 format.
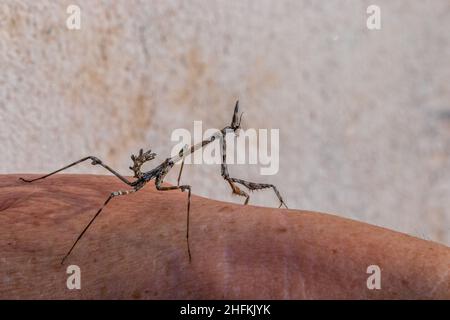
19 101 288 265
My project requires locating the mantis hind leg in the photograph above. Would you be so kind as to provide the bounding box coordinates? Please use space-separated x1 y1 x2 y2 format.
155 171 192 262
19 156 134 186
61 188 140 265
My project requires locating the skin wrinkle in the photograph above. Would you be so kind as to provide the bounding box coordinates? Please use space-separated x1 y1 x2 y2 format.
0 190 38 213
428 267 449 298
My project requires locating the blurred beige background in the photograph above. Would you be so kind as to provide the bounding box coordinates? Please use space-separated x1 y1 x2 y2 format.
1 1 449 245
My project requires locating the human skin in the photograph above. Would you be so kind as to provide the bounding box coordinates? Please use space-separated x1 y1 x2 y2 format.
0 174 449 299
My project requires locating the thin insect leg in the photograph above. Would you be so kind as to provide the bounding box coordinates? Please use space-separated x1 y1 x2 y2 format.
226 178 250 205
176 145 188 186
219 133 250 204
19 156 134 186
231 178 288 209
155 170 192 262
177 158 185 186
220 132 287 208
60 188 139 265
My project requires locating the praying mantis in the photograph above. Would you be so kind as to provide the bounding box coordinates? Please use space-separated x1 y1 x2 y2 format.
20 101 288 264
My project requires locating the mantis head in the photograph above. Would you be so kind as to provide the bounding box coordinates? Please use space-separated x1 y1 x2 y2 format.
230 100 244 132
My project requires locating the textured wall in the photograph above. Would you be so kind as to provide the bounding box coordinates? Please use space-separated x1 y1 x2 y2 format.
1 0 449 245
